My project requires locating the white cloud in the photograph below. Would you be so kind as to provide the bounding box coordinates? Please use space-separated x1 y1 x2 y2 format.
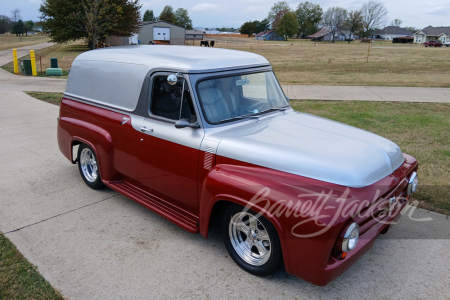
242 5 270 14
192 3 223 13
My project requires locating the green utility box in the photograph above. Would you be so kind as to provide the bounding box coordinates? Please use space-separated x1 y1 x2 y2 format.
50 57 58 68
20 59 33 76
46 68 63 76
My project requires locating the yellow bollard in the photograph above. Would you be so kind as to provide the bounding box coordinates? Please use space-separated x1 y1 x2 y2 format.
30 50 37 76
13 49 19 74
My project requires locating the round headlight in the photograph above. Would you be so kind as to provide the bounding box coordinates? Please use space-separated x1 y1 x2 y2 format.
342 223 359 252
407 172 418 195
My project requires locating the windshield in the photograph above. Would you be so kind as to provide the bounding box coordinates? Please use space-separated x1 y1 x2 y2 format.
197 71 289 124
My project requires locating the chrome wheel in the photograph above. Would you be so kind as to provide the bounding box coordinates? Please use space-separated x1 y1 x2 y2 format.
80 148 98 183
229 212 271 266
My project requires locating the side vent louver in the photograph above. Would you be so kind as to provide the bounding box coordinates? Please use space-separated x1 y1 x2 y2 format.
204 146 215 170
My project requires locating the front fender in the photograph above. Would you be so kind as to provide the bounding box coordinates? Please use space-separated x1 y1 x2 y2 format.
198 163 350 276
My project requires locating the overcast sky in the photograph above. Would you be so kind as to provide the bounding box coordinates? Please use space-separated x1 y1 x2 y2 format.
2 0 449 30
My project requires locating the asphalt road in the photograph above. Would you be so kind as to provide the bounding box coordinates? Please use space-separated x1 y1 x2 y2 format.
0 43 450 300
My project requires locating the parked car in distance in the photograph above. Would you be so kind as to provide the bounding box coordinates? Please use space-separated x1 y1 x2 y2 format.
423 40 443 47
444 42 450 47
58 46 419 286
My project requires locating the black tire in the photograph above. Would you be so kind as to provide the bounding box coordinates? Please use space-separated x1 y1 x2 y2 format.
221 203 283 276
77 144 105 190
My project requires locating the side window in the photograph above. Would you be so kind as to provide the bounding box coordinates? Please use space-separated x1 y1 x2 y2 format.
150 76 196 121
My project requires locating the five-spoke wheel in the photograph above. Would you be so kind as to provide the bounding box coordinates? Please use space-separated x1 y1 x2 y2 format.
229 212 272 266
77 144 105 189
222 203 282 276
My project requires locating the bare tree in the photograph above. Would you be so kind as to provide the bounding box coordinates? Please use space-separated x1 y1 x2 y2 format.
390 19 402 26
361 1 388 38
11 8 21 23
322 6 348 43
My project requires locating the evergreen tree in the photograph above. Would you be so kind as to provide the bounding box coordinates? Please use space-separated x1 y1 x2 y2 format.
159 5 175 23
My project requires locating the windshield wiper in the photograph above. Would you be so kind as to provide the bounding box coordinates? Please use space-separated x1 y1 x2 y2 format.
256 105 290 115
219 105 290 123
220 114 261 122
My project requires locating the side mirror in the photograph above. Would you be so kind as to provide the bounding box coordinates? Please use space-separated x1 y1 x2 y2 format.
286 96 290 102
175 119 192 129
167 72 183 85
167 74 178 85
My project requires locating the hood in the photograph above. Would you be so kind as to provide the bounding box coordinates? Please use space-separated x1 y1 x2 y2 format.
208 110 404 188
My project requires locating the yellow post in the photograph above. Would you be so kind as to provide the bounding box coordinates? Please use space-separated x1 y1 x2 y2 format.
13 49 19 74
30 50 37 76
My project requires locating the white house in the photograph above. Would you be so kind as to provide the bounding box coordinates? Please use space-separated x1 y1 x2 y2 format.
374 26 413 40
185 29 204 39
414 26 450 44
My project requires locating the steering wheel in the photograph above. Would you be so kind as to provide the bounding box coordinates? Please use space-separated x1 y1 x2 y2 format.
247 101 268 114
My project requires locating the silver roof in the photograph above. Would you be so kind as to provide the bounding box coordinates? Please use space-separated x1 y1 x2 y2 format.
72 45 270 73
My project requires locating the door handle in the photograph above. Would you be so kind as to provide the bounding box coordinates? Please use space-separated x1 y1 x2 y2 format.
140 126 153 133
121 116 130 125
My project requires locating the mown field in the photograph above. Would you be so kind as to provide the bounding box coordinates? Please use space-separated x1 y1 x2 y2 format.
4 38 450 87
0 34 50 51
26 92 450 215
213 39 450 87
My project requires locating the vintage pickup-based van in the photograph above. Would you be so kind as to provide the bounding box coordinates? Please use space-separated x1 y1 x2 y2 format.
58 45 418 286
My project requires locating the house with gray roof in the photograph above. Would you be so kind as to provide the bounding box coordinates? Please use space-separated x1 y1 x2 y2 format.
414 26 450 44
374 26 413 40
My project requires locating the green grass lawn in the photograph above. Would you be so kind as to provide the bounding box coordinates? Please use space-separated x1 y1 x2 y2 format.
25 92 64 106
27 92 450 214
0 232 63 299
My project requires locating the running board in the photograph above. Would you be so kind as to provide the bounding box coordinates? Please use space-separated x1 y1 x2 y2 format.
105 181 199 233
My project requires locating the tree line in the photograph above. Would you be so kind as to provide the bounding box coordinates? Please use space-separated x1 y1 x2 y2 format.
0 9 36 36
142 5 193 30
240 0 408 42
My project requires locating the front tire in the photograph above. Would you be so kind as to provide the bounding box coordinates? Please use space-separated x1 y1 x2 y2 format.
77 144 105 189
221 203 282 276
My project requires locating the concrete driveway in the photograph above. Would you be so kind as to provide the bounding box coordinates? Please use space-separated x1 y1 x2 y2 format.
1 43 450 299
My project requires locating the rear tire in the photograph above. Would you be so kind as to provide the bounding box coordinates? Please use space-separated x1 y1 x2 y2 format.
221 203 282 276
77 144 105 190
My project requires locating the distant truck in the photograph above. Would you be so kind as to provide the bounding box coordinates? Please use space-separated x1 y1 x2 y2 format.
444 42 450 47
423 41 443 47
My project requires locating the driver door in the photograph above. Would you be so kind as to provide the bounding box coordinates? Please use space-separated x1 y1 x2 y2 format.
137 73 204 212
